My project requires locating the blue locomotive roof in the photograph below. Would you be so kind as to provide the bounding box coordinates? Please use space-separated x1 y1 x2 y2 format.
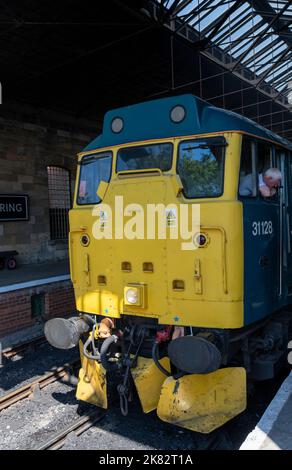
84 94 292 152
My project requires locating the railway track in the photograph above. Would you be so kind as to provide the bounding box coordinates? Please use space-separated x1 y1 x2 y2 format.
36 411 106 450
0 356 103 451
0 360 79 411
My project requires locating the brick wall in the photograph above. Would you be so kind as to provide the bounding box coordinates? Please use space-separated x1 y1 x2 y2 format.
0 104 96 264
0 280 76 336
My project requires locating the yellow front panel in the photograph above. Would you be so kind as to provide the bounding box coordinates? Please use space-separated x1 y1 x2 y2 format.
70 132 244 329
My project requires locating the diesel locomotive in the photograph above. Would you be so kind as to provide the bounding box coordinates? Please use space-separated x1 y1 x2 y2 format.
45 94 292 433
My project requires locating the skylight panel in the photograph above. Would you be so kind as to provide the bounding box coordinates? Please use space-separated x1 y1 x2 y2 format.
162 0 292 97
176 0 199 18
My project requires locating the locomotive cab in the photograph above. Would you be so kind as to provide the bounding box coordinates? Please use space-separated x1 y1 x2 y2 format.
45 94 292 434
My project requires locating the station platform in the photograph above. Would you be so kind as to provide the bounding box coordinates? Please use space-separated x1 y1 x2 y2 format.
0 260 70 293
240 370 292 450
0 260 75 337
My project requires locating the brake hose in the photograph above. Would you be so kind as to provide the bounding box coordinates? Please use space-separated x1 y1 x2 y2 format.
152 340 171 377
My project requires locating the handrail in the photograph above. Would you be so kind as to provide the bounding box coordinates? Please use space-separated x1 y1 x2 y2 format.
201 225 228 294
116 168 163 178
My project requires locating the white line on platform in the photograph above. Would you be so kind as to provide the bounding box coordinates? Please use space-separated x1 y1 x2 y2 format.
0 274 71 294
240 370 292 450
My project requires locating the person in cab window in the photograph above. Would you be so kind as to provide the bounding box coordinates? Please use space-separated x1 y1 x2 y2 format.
239 168 281 197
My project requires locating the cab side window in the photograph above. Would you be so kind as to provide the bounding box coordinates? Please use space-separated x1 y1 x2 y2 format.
288 152 292 198
287 151 292 253
239 136 257 197
257 141 272 175
257 141 277 201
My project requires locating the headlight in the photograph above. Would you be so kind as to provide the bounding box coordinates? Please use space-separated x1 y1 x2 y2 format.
170 105 186 123
125 288 139 304
111 117 124 133
124 284 146 307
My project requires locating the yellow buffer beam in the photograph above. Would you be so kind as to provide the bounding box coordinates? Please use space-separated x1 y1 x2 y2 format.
157 367 246 433
131 356 170 413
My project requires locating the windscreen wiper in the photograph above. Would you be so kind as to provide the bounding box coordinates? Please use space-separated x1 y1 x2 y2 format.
182 142 228 151
78 155 110 166
78 156 98 166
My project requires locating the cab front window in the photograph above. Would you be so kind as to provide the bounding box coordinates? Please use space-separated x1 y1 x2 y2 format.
77 152 112 205
116 143 173 172
177 137 226 198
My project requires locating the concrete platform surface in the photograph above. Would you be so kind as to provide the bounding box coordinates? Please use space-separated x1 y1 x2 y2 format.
0 322 45 349
240 370 292 450
0 260 70 289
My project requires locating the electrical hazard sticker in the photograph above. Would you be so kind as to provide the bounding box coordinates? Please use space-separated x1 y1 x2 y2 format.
166 208 177 227
99 210 108 229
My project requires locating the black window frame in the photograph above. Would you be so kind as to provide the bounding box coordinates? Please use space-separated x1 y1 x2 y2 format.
116 142 173 173
238 136 279 201
255 139 276 202
176 136 226 200
256 139 273 176
286 150 292 255
238 135 257 199
77 151 113 206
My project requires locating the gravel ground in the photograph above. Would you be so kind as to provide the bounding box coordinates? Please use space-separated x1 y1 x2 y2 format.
0 332 290 450
61 400 234 451
0 341 79 397
0 377 233 451
0 380 97 450
61 370 290 451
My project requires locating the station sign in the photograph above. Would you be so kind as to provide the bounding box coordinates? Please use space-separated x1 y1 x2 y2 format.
0 195 29 221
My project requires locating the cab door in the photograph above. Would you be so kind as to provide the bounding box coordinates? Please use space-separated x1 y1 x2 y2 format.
240 137 280 324
282 149 292 295
275 147 286 298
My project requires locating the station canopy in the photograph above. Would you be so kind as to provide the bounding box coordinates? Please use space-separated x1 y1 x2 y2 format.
0 0 291 140
157 1 292 104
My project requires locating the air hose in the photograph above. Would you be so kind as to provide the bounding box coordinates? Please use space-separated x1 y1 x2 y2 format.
152 340 171 377
100 334 119 371
83 334 100 361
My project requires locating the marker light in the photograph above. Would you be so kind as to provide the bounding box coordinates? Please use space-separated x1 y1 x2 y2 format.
111 117 124 133
80 234 90 246
170 105 186 123
194 232 209 247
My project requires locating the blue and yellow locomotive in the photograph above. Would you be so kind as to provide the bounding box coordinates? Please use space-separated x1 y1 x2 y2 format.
45 94 292 433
